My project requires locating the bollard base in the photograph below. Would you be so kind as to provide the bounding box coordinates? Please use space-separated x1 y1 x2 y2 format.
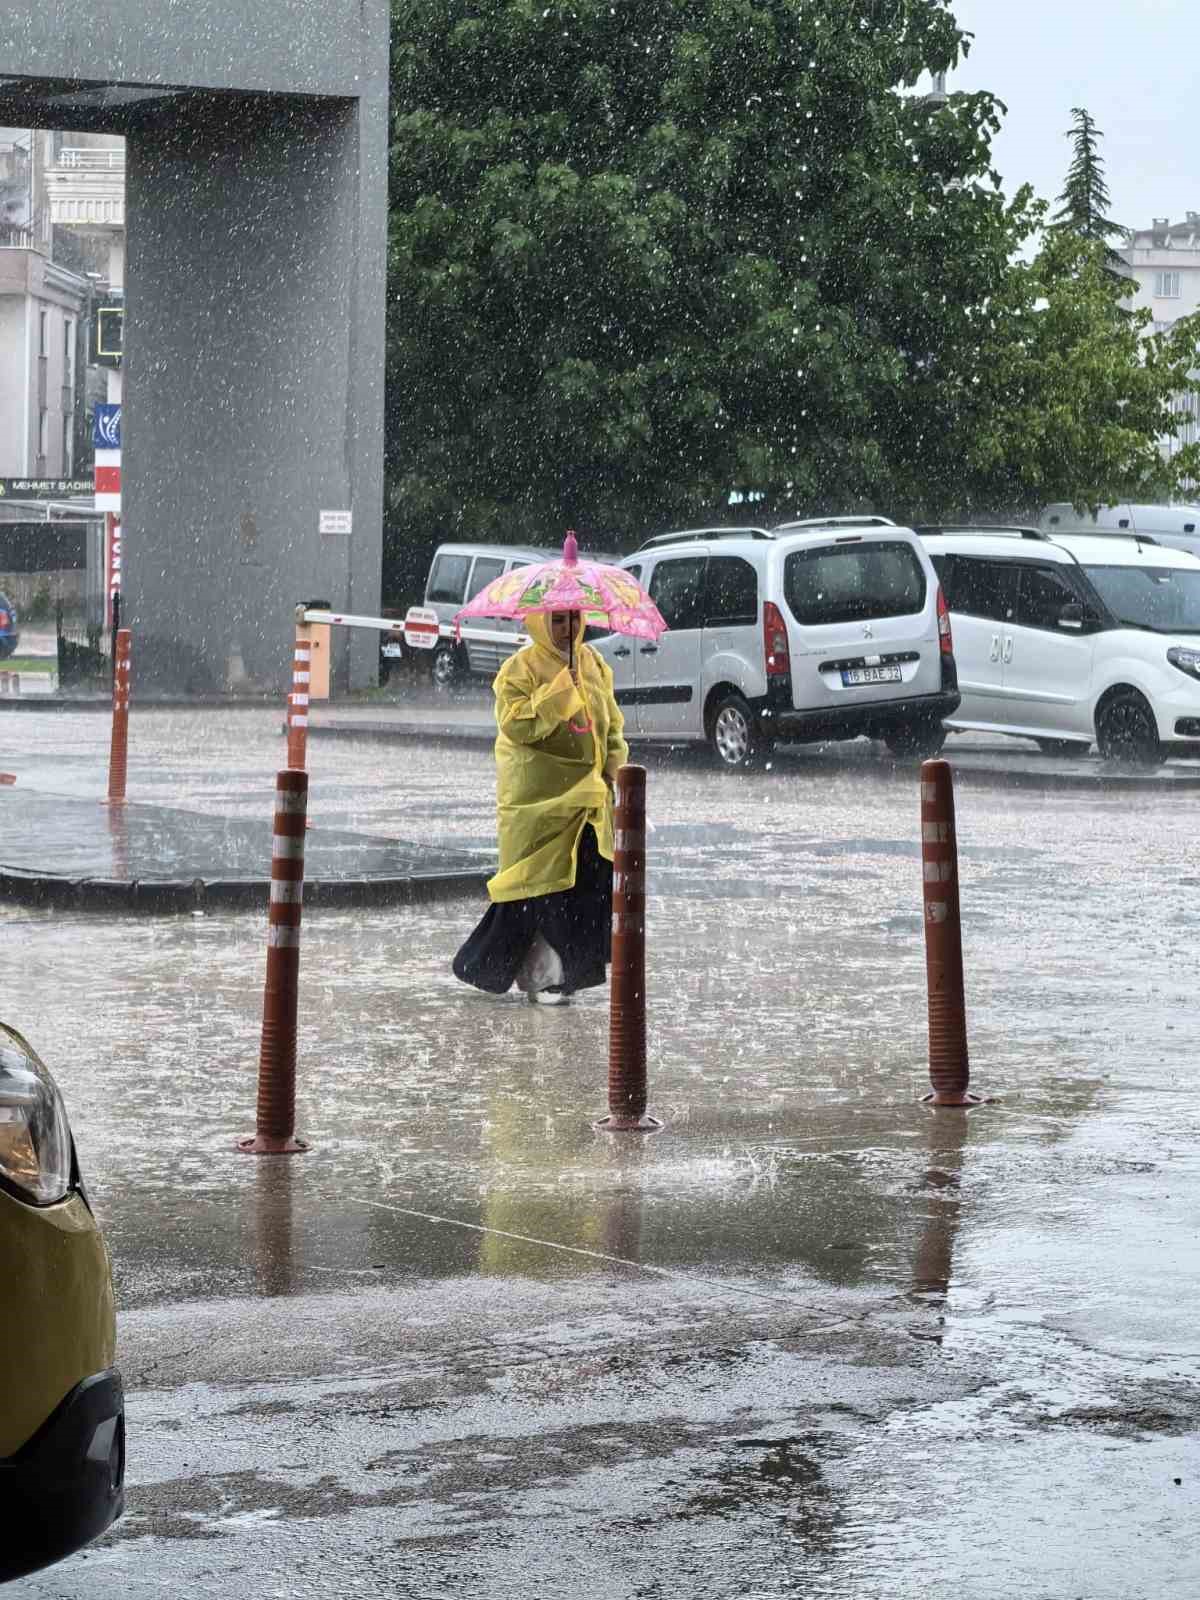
594 1113 664 1133
236 1133 311 1154
921 1091 984 1108
100 797 127 808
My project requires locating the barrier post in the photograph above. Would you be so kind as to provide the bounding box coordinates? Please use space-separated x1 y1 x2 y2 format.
238 769 311 1154
919 759 981 1106
596 764 662 1132
104 628 131 805
286 608 313 771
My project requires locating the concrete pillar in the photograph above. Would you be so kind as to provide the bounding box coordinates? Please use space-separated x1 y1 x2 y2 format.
123 94 386 693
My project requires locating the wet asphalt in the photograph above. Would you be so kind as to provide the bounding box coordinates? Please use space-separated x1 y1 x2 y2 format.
1 694 1198 1598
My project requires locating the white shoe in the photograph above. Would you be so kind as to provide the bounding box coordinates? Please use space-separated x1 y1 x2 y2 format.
528 988 571 1006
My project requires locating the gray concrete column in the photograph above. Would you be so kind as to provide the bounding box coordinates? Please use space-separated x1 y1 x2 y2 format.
124 90 386 693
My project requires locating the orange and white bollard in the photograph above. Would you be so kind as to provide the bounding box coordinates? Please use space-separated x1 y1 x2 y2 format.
105 629 131 805
596 764 662 1132
920 759 981 1106
285 612 312 771
238 770 311 1154
0 671 18 696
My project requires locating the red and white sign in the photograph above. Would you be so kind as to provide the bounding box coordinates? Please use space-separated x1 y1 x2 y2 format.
105 514 122 623
95 447 121 512
403 606 442 650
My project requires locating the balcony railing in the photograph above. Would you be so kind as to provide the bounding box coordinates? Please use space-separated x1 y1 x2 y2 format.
57 147 124 171
0 225 36 249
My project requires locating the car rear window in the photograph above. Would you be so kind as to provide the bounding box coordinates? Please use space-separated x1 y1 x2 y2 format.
427 554 471 605
783 540 927 627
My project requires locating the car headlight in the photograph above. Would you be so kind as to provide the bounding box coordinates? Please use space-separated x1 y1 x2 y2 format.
1167 647 1200 681
0 1023 73 1205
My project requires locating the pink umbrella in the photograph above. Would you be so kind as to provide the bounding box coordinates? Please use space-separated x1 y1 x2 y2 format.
454 530 667 732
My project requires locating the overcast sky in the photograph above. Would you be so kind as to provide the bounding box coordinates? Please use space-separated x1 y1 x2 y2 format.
943 0 1199 230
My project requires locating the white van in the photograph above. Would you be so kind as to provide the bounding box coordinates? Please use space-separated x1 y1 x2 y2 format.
421 542 558 687
590 523 959 767
1039 503 1200 558
920 526 1200 764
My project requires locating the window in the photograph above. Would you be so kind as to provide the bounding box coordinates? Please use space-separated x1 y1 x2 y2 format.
64 319 73 383
37 409 48 458
703 555 758 627
467 557 504 600
648 556 707 630
38 308 48 356
783 540 926 627
1015 565 1082 630
1083 565 1200 633
935 555 1016 622
426 553 472 605
1155 271 1182 299
62 416 72 473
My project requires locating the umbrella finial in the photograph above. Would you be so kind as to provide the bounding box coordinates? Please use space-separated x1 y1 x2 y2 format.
563 530 579 566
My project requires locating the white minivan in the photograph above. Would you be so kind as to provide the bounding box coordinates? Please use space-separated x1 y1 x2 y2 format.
421 542 558 687
919 526 1200 764
1040 503 1200 558
590 523 960 766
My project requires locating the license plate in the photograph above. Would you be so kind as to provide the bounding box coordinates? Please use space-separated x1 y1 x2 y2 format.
841 664 902 686
381 642 404 657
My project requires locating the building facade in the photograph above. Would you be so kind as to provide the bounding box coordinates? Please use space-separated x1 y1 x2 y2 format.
0 128 97 478
1119 216 1200 459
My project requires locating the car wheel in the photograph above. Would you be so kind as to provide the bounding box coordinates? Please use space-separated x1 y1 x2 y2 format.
1036 738 1090 759
431 643 462 691
1095 689 1163 767
883 719 946 760
0 637 16 661
709 694 771 770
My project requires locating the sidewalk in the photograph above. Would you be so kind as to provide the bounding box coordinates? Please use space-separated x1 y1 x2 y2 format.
0 787 489 911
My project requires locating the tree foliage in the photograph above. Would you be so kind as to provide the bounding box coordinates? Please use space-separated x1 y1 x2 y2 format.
961 224 1200 514
384 0 1025 559
383 5 1200 581
1051 106 1126 271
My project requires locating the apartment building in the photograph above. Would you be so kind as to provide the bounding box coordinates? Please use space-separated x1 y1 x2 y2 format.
1118 215 1200 457
0 128 123 479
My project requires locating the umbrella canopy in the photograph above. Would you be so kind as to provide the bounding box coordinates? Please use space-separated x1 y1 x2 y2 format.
454 532 667 641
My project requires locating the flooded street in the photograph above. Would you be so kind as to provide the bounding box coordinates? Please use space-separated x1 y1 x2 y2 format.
2 705 1198 1597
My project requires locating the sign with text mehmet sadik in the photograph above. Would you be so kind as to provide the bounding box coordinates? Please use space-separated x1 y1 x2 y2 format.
0 477 94 499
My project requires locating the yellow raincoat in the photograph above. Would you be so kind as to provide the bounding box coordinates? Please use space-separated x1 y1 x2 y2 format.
487 613 628 903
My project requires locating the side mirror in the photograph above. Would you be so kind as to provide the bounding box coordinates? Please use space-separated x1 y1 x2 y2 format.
1058 602 1084 631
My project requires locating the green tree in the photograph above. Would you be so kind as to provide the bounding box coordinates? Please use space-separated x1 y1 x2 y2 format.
1051 106 1127 273
962 223 1200 514
384 0 1030 563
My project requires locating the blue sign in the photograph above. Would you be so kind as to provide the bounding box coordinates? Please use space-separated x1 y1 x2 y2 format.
93 404 121 451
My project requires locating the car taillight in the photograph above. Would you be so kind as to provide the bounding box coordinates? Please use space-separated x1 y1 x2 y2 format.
0 612 8 628
937 586 953 655
763 601 790 676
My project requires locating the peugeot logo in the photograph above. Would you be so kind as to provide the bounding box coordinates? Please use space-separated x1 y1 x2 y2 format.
862 623 874 639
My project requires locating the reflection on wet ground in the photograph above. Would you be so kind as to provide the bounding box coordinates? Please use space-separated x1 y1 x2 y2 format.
2 707 1200 1597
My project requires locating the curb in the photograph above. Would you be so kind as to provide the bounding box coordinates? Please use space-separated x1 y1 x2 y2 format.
0 696 285 712
0 867 489 915
945 759 1200 793
309 719 496 745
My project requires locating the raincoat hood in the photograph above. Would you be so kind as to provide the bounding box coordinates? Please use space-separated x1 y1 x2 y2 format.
486 628 628 903
524 611 584 660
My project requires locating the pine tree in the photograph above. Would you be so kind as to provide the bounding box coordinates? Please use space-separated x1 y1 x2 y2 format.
1052 107 1127 272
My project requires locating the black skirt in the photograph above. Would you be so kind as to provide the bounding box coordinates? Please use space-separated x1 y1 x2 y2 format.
453 823 613 995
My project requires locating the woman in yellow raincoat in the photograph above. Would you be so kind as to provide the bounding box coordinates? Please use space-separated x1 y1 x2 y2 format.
453 609 628 1005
